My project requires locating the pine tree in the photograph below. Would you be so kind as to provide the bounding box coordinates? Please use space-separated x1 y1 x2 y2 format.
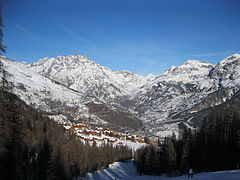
0 8 6 54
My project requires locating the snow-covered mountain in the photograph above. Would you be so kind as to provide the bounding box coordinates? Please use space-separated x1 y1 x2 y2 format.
209 54 240 88
129 54 240 136
27 54 149 103
0 56 143 132
1 53 240 137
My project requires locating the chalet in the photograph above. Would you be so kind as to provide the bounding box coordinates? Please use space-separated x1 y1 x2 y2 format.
62 123 72 126
104 131 114 137
107 138 117 143
95 127 103 131
117 142 124 145
93 130 102 137
135 138 145 143
119 134 126 140
114 134 121 139
73 124 88 130
126 136 132 141
61 121 146 148
93 137 104 142
83 130 102 137
102 128 113 132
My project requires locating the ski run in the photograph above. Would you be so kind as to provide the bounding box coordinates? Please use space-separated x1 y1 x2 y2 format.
80 160 240 180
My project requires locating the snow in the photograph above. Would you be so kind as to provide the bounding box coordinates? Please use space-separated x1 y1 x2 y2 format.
154 122 180 138
158 60 213 83
80 160 240 180
70 124 146 150
145 73 157 81
1 53 240 138
0 56 108 126
212 53 240 89
219 53 240 66
28 54 149 98
130 57 226 137
48 114 71 124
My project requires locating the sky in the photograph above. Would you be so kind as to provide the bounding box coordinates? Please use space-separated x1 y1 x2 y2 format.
1 0 240 75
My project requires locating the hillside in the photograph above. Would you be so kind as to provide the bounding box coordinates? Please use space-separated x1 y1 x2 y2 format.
1 53 240 137
0 91 132 180
0 56 143 133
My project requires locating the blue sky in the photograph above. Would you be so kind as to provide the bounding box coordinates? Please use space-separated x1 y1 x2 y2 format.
1 0 240 75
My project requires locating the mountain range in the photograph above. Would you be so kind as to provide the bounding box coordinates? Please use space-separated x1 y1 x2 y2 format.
1 53 240 137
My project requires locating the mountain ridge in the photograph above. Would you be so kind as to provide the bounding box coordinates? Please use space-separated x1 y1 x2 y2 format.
1 53 240 137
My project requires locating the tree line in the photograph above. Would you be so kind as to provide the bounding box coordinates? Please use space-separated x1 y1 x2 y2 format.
0 90 132 180
134 103 240 176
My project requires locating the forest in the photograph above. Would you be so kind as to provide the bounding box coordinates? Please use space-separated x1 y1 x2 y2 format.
134 101 240 176
0 90 132 180
1 5 240 180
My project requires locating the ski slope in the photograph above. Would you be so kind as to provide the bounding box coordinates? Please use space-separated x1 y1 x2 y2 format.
80 160 240 180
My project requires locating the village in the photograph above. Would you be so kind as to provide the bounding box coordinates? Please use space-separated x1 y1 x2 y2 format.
62 123 146 150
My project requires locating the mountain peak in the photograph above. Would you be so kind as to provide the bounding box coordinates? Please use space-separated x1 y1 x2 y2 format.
27 54 148 99
55 54 91 63
2 53 240 138
162 59 212 76
182 59 212 67
219 54 240 66
145 73 156 80
163 65 177 75
35 54 91 64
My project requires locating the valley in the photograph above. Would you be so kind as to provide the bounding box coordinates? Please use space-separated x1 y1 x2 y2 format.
1 53 240 137
1 2 240 179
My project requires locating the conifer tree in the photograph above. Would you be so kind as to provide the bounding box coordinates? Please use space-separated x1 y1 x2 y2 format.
0 8 5 54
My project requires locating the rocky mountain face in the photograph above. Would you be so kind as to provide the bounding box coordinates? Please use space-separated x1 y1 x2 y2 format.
28 55 149 102
128 54 240 136
0 56 143 133
1 53 240 137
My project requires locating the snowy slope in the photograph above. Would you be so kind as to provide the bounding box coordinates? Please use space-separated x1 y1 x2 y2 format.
81 160 240 180
27 54 149 102
1 53 240 137
0 56 115 126
158 60 214 84
0 56 144 131
129 55 240 136
129 60 216 135
209 54 240 88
